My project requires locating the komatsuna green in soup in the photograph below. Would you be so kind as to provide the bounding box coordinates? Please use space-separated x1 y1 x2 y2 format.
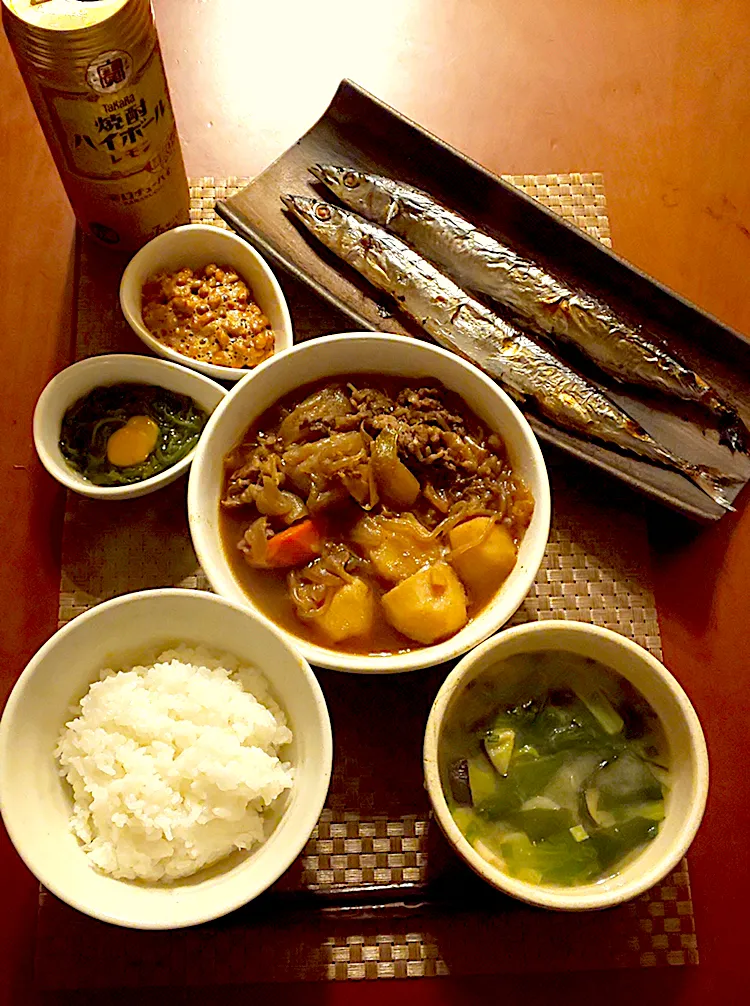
439 651 669 886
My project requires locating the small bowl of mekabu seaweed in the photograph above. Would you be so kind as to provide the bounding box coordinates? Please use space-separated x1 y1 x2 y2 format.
423 620 708 910
33 355 226 500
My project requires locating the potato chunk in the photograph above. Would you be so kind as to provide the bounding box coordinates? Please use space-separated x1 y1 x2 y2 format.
381 562 467 644
448 517 517 594
351 514 442 583
313 578 375 644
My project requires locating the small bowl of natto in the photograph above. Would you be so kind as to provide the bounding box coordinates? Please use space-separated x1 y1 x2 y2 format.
119 224 294 382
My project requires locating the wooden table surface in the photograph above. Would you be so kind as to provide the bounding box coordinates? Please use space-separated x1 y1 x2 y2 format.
2 1 749 1003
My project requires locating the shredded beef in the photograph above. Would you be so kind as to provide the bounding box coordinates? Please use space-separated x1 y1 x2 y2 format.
221 378 529 536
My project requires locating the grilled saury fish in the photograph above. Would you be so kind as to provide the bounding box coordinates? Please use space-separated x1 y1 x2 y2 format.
311 164 747 454
282 193 738 509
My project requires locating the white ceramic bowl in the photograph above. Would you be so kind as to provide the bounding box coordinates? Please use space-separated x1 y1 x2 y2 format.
33 353 226 500
423 620 709 911
0 589 333 930
188 333 551 673
119 224 294 381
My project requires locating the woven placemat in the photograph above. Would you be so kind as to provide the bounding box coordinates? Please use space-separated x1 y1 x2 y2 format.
36 174 695 991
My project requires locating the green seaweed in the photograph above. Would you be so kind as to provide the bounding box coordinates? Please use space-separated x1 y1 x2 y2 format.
59 383 208 487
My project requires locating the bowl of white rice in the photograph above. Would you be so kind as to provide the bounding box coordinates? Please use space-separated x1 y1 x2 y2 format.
0 589 333 930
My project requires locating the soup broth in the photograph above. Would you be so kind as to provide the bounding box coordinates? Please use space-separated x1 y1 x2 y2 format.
219 376 533 655
439 650 670 886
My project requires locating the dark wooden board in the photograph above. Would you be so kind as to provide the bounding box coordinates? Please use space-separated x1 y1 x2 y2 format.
217 80 750 521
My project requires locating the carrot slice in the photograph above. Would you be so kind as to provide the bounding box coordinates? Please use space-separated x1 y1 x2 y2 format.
265 519 324 568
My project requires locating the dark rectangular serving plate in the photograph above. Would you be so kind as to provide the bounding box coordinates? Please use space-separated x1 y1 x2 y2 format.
217 79 750 521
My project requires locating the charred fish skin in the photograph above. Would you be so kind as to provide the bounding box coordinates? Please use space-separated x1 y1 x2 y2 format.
282 194 737 510
311 165 747 453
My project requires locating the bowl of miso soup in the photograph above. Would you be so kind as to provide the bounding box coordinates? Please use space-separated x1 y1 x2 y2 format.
424 620 708 910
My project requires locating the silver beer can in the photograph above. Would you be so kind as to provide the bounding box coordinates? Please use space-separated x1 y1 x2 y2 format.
3 0 190 250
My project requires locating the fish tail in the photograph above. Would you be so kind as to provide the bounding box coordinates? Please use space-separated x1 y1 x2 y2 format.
715 407 748 454
694 383 748 453
683 464 742 511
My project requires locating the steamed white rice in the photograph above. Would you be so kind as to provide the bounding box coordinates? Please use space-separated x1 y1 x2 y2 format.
55 645 294 882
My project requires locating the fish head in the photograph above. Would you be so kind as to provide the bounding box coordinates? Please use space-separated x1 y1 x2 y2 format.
310 164 396 225
282 194 391 276
310 164 365 199
281 194 348 233
281 194 366 256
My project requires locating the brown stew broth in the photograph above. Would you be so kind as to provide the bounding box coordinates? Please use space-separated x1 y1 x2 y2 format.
219 376 533 655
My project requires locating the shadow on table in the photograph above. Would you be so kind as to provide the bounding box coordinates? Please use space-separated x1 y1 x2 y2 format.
35 962 697 1006
59 478 200 606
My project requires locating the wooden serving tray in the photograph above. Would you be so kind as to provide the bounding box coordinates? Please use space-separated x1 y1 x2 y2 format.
218 79 750 521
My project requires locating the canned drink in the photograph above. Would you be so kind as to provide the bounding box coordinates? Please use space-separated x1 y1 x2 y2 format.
3 0 190 250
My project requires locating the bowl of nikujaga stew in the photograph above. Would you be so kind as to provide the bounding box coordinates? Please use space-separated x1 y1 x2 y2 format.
187 332 551 673
33 354 226 500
